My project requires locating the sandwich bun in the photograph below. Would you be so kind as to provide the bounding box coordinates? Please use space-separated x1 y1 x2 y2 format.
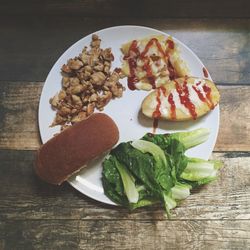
35 113 119 185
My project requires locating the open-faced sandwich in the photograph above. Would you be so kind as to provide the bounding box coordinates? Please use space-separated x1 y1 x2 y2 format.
121 35 189 91
142 76 220 121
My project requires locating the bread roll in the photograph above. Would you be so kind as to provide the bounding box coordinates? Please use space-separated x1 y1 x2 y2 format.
36 113 119 185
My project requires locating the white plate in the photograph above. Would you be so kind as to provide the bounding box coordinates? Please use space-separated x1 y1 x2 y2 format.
38 25 220 205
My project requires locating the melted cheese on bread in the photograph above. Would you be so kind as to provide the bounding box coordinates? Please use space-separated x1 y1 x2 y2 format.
121 35 189 91
142 77 220 121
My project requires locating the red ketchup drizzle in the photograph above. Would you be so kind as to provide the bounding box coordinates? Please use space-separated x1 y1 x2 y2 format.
143 59 156 89
166 39 175 50
159 86 167 96
123 40 140 60
152 119 159 134
192 83 212 109
174 78 197 119
152 87 163 133
125 37 177 90
192 82 206 102
203 84 214 109
127 58 137 90
203 67 209 78
168 59 176 80
124 40 140 90
153 88 162 119
168 93 176 120
159 86 176 120
141 38 166 58
140 38 167 89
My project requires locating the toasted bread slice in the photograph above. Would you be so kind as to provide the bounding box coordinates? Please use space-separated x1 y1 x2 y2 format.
121 35 189 91
142 77 220 121
121 35 166 56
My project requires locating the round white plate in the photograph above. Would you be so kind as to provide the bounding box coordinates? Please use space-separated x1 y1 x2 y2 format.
38 25 219 205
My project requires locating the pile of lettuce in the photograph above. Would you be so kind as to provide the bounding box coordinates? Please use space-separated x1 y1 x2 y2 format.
102 128 222 217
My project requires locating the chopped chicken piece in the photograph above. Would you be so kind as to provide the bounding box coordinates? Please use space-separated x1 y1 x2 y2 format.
50 34 125 129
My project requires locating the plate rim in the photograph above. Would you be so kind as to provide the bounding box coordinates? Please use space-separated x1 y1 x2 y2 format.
38 25 220 205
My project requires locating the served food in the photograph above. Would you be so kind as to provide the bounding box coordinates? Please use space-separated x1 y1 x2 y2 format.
40 27 221 210
50 34 125 130
142 76 220 121
121 35 189 91
102 128 222 217
36 113 119 185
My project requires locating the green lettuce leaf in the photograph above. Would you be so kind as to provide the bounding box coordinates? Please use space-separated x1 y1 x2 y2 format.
102 128 222 217
180 158 222 183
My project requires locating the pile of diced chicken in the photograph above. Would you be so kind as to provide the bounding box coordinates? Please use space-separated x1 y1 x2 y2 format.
50 34 125 130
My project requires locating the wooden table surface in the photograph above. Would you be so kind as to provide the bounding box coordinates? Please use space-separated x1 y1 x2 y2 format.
1 1 250 249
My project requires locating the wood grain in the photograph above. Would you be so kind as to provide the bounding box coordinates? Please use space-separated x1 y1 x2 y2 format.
0 82 249 151
0 219 249 250
0 82 41 150
0 2 249 249
216 86 250 151
1 0 250 18
0 17 250 83
0 151 249 221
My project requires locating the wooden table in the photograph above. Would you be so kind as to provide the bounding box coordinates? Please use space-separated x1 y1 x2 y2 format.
1 1 250 249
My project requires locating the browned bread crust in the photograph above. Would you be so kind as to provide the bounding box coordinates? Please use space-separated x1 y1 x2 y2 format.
35 113 119 185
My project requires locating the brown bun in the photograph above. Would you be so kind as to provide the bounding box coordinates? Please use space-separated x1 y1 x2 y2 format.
35 113 119 185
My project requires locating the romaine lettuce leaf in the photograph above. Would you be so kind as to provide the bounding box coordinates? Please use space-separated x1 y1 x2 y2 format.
102 155 129 206
131 139 173 192
102 128 222 217
180 158 222 183
115 159 139 203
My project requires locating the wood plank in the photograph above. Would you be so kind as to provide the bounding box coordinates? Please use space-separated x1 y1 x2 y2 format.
216 86 250 151
0 151 249 221
0 17 250 83
1 0 250 18
0 82 41 150
0 82 249 151
0 219 249 250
